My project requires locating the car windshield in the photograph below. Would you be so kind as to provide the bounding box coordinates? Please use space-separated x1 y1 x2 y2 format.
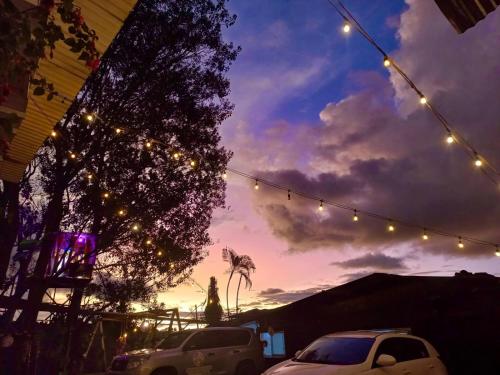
294 337 375 365
156 331 193 350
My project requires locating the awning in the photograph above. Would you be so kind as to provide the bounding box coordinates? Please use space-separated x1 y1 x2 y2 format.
0 0 137 183
435 0 499 33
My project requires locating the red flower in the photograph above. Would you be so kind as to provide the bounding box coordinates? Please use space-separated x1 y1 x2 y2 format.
86 58 100 72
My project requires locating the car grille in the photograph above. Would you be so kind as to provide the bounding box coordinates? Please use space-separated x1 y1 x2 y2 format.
111 357 129 371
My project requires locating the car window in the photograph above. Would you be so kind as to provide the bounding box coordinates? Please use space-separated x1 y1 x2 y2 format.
220 330 251 347
375 338 429 364
294 337 375 365
183 331 222 350
156 331 193 350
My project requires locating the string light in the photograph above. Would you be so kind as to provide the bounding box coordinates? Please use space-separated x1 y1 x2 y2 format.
222 172 228 179
133 328 138 333
387 222 395 232
157 250 162 256
254 179 259 190
146 239 152 245
115 128 122 134
422 229 429 241
173 152 180 160
496 246 500 257
190 160 196 167
383 56 391 67
458 237 464 249
69 152 76 159
123 332 128 338
318 200 324 211
353 209 359 222
342 21 351 33
446 133 454 144
145 141 152 148
132 224 139 231
419 95 427 105
474 156 483 167
118 209 126 216
51 130 57 137
103 192 110 199
87 174 93 180
85 113 95 122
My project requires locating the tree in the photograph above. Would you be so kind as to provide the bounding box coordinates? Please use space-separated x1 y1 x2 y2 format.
222 247 255 318
7 0 239 372
235 258 255 316
204 276 223 326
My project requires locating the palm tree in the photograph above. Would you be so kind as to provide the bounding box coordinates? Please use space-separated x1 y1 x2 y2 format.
222 247 256 318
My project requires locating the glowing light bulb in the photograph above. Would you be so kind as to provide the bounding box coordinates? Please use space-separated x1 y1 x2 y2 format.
446 134 454 144
132 224 139 231
387 223 395 232
318 200 324 211
85 114 94 122
419 96 427 105
69 152 76 159
254 180 259 190
143 321 149 328
118 209 125 216
133 328 138 333
145 141 152 148
222 172 227 179
115 128 122 134
169 264 174 269
51 130 57 137
353 210 359 222
103 192 110 199
496 246 500 257
190 160 196 167
146 239 152 245
87 174 92 180
123 332 128 338
157 250 162 256
173 152 180 160
457 238 464 249
342 22 351 33
474 157 482 167
422 231 429 240
383 57 391 67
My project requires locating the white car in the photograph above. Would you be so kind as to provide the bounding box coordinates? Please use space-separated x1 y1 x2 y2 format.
107 327 264 375
263 330 448 375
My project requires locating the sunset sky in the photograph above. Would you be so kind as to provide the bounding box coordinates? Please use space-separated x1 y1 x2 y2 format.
158 0 500 315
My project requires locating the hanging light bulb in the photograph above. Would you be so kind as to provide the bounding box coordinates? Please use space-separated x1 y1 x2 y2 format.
342 21 351 33
387 222 395 232
474 156 482 167
115 128 122 134
496 246 500 257
132 224 140 231
419 95 427 105
123 332 128 338
353 210 359 222
85 113 95 122
118 209 126 216
145 141 152 149
318 200 324 211
287 189 291 201
50 130 57 137
383 56 391 67
457 237 464 249
133 327 138 333
190 160 196 167
222 171 228 179
446 133 454 144
146 239 152 245
422 229 429 240
157 250 163 256
173 152 180 160
87 174 93 180
69 152 76 159
103 192 110 199
254 180 259 190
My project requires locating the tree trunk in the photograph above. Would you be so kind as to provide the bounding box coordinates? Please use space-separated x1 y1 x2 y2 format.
0 181 20 284
235 274 242 317
226 270 234 318
63 287 85 375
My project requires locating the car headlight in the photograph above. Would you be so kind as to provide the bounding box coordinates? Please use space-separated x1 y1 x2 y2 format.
127 356 149 369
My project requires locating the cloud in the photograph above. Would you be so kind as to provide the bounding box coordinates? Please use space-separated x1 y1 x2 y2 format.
259 288 285 296
240 1 500 258
332 253 408 270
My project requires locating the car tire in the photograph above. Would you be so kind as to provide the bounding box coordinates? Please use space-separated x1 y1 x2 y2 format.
151 367 177 375
235 361 256 375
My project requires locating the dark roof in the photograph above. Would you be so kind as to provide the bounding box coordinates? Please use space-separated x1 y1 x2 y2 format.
435 0 499 33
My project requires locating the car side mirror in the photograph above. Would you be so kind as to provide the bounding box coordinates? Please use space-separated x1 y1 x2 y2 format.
294 350 302 358
376 354 397 367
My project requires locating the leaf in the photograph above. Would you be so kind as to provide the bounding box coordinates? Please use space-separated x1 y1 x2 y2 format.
33 87 45 96
78 51 89 61
64 37 76 46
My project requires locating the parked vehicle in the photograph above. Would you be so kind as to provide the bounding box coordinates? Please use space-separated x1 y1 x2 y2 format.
107 327 264 375
262 330 448 375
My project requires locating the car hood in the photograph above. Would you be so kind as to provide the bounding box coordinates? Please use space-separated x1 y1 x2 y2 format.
265 360 366 375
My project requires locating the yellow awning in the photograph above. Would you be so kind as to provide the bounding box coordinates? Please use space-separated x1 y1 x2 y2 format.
0 0 137 182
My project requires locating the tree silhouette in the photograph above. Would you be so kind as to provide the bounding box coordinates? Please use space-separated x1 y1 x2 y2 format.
222 247 255 318
204 276 223 326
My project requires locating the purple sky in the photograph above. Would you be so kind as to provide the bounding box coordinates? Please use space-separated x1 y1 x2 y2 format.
159 0 500 313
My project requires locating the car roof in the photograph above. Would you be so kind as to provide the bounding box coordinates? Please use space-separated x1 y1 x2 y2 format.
324 329 412 339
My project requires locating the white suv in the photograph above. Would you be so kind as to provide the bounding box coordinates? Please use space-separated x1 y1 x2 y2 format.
108 327 264 375
263 330 448 375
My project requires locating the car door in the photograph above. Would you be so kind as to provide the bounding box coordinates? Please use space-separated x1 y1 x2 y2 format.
369 337 431 375
182 331 227 374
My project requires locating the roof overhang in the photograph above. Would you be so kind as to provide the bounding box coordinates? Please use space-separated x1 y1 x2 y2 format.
0 0 137 183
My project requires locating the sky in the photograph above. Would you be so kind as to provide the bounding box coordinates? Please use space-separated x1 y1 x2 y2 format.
157 0 500 315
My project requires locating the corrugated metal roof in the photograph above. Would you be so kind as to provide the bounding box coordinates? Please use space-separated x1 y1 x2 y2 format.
435 0 499 33
0 0 137 182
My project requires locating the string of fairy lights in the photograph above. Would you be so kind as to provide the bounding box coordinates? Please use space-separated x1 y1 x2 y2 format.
326 0 500 188
42 108 500 257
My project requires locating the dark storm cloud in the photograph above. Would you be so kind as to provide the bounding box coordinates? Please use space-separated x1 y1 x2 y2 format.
247 2 500 258
332 253 408 270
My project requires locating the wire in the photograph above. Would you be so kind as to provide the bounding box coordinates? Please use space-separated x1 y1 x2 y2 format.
326 0 500 187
